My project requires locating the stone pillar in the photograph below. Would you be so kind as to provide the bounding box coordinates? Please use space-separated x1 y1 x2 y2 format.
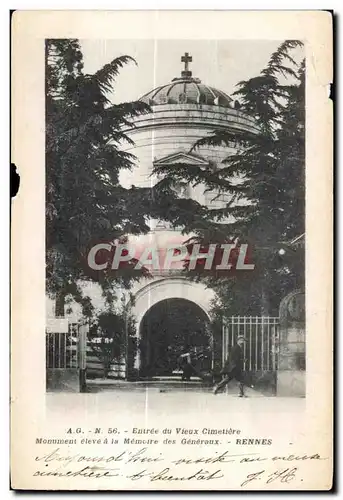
277 290 306 397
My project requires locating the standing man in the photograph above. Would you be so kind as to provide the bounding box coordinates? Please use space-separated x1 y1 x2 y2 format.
213 335 249 396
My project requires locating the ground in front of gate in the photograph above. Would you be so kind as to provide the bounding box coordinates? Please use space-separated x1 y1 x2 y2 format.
46 378 305 420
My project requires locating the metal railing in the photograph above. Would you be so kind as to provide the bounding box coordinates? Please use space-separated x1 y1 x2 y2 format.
46 322 78 369
222 316 279 372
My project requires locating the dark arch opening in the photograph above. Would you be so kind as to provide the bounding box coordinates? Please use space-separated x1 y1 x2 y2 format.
139 298 212 378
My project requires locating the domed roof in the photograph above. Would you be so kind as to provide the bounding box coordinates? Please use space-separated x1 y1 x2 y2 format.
139 52 233 108
140 78 233 108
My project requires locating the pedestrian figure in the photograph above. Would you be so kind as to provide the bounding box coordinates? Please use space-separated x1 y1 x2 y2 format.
177 345 198 381
213 336 251 396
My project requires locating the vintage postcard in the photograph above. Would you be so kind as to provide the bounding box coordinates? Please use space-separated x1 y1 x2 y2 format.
11 10 333 490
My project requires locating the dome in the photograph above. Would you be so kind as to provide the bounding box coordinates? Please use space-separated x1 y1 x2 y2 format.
139 52 234 108
139 78 233 108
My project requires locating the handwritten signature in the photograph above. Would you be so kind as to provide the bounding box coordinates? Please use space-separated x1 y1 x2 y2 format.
241 468 298 487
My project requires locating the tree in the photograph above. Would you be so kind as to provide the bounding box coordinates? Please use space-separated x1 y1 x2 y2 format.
88 312 124 378
46 39 154 316
46 40 210 317
153 40 305 315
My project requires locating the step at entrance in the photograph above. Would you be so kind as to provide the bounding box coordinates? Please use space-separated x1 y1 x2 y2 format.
86 377 213 392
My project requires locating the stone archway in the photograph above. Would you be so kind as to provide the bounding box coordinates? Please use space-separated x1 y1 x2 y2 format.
139 298 212 377
128 277 215 373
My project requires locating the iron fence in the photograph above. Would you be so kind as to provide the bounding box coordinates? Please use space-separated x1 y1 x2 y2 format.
222 316 279 372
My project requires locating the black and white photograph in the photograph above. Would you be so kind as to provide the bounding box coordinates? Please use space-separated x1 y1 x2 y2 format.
11 10 332 491
46 38 306 399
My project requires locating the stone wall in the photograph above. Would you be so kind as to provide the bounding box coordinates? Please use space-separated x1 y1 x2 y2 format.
277 290 306 397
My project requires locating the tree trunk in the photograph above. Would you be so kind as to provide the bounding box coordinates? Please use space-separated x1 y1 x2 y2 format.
55 291 65 317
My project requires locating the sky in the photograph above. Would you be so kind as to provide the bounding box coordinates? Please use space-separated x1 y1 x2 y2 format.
79 39 302 104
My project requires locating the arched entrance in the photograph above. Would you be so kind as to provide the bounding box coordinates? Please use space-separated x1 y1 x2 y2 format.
139 298 212 377
128 277 216 375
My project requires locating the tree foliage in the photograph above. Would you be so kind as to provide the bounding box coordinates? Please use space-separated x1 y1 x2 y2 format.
46 39 305 320
46 39 210 316
46 39 154 315
153 40 305 315
88 303 137 378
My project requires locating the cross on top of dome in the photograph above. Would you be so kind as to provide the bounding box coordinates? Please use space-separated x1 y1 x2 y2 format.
181 52 192 78
139 52 237 108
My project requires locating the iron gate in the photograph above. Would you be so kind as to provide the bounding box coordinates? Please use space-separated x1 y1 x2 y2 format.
46 320 126 379
222 316 279 372
46 319 88 391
